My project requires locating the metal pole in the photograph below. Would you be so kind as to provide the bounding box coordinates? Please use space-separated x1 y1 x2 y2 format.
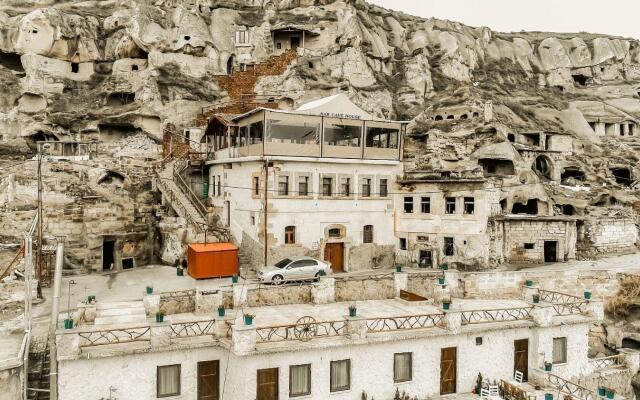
23 235 32 400
37 152 43 281
263 160 269 266
49 237 64 400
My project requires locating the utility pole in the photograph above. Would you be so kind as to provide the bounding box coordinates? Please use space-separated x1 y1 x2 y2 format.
36 148 43 281
263 160 269 266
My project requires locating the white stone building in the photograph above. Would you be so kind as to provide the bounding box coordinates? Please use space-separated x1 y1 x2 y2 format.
205 94 406 271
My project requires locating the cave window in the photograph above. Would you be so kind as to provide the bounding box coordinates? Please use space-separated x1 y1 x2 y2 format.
500 199 508 213
132 65 139 71
561 167 585 185
524 243 535 250
122 258 135 269
460 114 468 120
434 115 443 121
610 168 632 186
308 61 314 69
533 155 553 180
107 92 135 106
446 115 455 120
0 50 25 72
522 133 540 147
512 199 538 215
588 122 597 132
561 205 576 216
97 171 126 186
32 29 38 34
472 112 479 118
71 63 79 73
507 133 515 142
184 35 191 41
479 159 515 177
572 74 588 86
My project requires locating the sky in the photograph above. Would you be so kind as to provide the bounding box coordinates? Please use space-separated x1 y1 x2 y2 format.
367 0 640 40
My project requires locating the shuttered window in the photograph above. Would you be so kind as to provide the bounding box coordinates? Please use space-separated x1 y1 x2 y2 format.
363 225 373 244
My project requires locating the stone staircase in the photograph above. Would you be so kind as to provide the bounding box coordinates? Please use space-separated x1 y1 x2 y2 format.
27 334 50 400
94 301 147 326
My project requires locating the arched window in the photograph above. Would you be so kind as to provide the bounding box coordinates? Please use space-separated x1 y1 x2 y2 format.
285 226 295 244
328 228 341 238
434 115 443 121
363 225 373 244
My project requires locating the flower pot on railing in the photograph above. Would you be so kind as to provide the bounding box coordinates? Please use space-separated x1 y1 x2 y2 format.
156 312 164 323
395 265 402 273
442 302 451 310
533 294 540 304
244 314 254 326
217 306 225 317
177 267 184 276
441 264 449 271
606 389 615 399
438 277 445 285
348 306 357 317
544 394 553 400
64 318 74 329
146 286 153 295
525 280 533 287
544 362 552 372
584 291 592 300
598 387 606 397
231 275 239 283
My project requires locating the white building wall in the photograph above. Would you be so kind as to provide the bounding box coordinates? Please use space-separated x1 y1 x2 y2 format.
57 323 589 400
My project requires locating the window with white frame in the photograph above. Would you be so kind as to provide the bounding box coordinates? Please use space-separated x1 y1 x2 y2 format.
379 178 388 197
157 364 181 398
278 175 289 196
298 176 309 196
393 353 412 382
340 177 351 197
330 359 350 392
363 225 373 243
235 30 250 44
361 178 372 197
289 364 311 397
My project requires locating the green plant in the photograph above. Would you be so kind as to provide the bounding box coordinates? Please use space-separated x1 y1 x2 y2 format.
475 372 483 394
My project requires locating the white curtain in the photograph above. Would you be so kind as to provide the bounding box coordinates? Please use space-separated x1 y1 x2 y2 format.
553 337 567 363
290 365 310 395
394 353 412 382
158 365 180 396
330 360 350 391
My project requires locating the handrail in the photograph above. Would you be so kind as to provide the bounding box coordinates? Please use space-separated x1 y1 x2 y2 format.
173 159 208 219
546 372 597 400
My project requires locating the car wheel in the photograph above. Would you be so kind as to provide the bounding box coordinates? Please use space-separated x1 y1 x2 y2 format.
272 274 284 285
314 272 320 282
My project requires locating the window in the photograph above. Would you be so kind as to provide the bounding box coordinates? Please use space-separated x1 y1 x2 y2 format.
329 228 341 238
322 177 333 197
421 197 431 213
298 176 309 196
524 243 535 250
289 260 318 268
235 30 249 44
393 353 412 382
278 175 289 196
363 225 373 244
289 364 311 397
132 64 139 71
361 178 371 197
324 120 362 147
330 360 350 392
157 364 181 397
419 250 432 267
475 337 483 346
379 179 388 197
285 226 295 244
253 176 260 196
399 238 407 250
276 42 282 49
417 235 428 242
340 177 351 197
444 237 454 256
464 197 475 214
403 197 414 213
217 175 221 196
445 197 456 214
71 62 79 73
365 126 399 149
552 337 567 364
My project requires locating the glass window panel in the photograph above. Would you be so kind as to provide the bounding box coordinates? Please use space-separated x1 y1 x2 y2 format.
289 364 311 397
324 120 362 147
330 360 350 392
394 353 412 382
366 126 399 149
267 114 320 144
157 365 181 397
249 121 263 144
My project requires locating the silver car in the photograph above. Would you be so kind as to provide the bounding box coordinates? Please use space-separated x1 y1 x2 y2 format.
257 257 332 285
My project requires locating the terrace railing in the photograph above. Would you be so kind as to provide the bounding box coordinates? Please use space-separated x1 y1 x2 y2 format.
78 326 151 347
537 289 589 316
461 307 533 325
169 320 217 339
365 313 445 333
255 318 348 343
546 373 597 400
589 354 626 370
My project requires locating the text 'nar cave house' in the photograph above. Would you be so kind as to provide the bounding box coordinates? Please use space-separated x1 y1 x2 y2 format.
204 94 407 272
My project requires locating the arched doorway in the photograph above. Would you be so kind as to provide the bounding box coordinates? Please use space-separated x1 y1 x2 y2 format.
533 155 554 180
226 55 235 75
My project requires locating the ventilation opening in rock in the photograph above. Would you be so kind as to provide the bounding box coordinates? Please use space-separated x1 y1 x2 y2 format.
561 204 576 216
71 62 79 73
460 114 468 120
97 170 126 186
533 155 553 180
446 115 454 120
131 65 139 71
98 123 140 143
610 168 632 186
184 35 191 41
572 74 589 86
522 133 540 147
561 167 585 185
472 112 480 118
308 61 314 68
622 337 640 350
479 159 515 177
106 92 136 106
122 258 135 270
434 115 443 121
0 50 24 72
507 133 515 142
512 199 539 215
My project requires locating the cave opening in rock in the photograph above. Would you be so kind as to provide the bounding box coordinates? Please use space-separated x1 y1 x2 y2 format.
533 155 553 180
446 115 454 120
0 50 24 72
622 337 640 350
610 167 632 186
512 199 539 215
561 204 576 216
561 167 585 185
98 123 140 143
434 115 443 121
522 132 540 147
507 133 515 142
97 170 126 186
460 114 468 120
479 159 515 177
71 62 79 73
106 92 136 106
572 74 589 86
227 55 235 75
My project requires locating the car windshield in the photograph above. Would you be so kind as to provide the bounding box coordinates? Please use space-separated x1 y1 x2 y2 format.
274 258 292 269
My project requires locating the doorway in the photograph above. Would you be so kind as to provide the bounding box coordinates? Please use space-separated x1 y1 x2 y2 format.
440 347 457 394
197 360 220 400
102 239 115 271
544 241 558 263
290 36 301 49
513 339 529 382
324 243 344 273
256 368 278 400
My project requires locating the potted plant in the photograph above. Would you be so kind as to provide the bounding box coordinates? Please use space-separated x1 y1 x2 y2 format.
598 387 606 397
438 276 446 285
525 280 533 287
155 312 165 323
87 295 96 304
606 389 615 399
231 274 239 283
544 362 552 372
441 263 449 271
348 303 357 317
533 294 540 304
544 394 553 400
474 373 483 395
176 266 184 276
217 305 225 317
243 313 255 326
319 269 326 276
442 297 452 310
395 265 402 273
64 318 74 329
584 291 592 300
146 286 153 294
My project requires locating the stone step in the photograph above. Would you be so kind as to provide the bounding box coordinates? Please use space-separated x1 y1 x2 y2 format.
97 301 144 310
97 307 146 318
94 314 148 326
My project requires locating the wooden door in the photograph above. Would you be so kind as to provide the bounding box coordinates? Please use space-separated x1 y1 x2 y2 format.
514 339 529 382
257 368 279 400
440 347 457 395
544 241 557 262
324 243 344 272
197 360 219 400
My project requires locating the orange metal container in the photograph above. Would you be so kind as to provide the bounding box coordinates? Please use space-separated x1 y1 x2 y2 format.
187 243 239 279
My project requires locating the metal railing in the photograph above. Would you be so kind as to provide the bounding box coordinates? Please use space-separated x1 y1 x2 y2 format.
546 373 597 400
156 172 210 238
169 319 217 339
172 158 209 220
365 313 445 333
589 354 626 370
255 319 348 343
460 307 533 325
537 289 583 304
78 326 151 347
549 301 589 316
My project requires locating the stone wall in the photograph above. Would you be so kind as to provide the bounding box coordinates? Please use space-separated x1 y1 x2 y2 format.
581 218 638 254
0 366 21 400
159 290 196 315
246 285 312 307
576 369 635 399
335 276 395 302
496 219 577 263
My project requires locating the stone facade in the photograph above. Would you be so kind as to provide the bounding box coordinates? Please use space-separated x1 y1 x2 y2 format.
580 218 638 254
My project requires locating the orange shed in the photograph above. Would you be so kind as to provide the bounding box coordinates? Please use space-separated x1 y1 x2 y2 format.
187 243 239 279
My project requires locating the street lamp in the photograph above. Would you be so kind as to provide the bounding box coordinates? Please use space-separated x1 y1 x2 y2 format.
67 280 76 320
